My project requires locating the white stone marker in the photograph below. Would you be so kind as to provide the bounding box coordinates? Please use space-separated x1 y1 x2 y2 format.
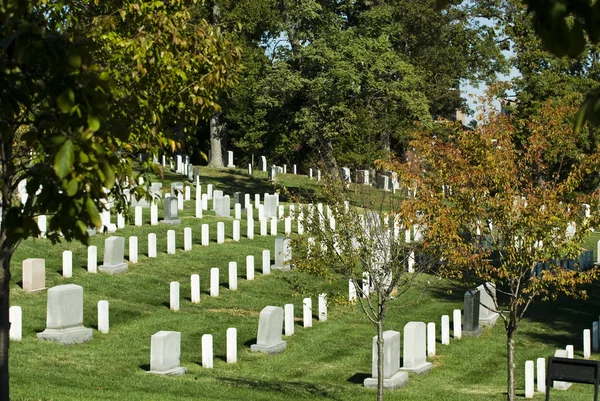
285 217 292 236
149 331 186 375
177 192 184 210
217 222 225 244
272 237 292 270
258 204 264 221
318 293 327 321
254 193 260 206
62 250 72 278
202 194 208 210
278 205 284 219
260 218 267 236
262 250 271 275
170 282 180 311
148 233 157 258
349 280 357 302
477 282 500 326
9 306 22 341
38 284 92 344
247 204 254 221
22 258 45 292
284 304 294 336
363 330 408 389
99 236 128 275
537 358 546 392
117 212 125 229
441 315 450 345
129 236 138 263
227 328 237 363
233 220 240 241
246 255 255 280
427 322 436 357
401 322 432 374
210 268 219 297
566 344 574 359
250 306 286 354
525 360 534 398
167 230 176 254
135 205 142 226
98 300 109 334
297 211 304 234
229 262 238 290
87 246 97 273
247 219 255 239
185 186 191 201
207 184 213 200
150 203 158 225
270 218 277 236
191 274 200 303
38 215 47 237
453 309 462 339
303 298 312 328
184 227 192 251
584 329 591 359
235 203 241 220
195 196 202 218
202 224 209 246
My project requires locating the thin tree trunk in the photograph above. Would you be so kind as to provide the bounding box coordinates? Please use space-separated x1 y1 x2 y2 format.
506 327 516 401
0 254 9 401
377 316 384 401
208 113 224 168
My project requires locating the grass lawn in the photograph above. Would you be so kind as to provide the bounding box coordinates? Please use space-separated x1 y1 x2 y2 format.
7 166 600 400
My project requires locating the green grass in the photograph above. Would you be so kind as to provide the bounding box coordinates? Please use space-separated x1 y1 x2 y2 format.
8 166 600 400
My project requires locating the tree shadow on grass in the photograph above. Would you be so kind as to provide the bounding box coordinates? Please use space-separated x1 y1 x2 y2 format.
216 377 341 400
346 372 370 384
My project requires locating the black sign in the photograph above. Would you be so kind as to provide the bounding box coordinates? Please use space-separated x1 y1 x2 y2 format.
546 357 600 401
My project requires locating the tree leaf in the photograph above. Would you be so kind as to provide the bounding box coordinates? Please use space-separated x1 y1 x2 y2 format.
54 139 74 179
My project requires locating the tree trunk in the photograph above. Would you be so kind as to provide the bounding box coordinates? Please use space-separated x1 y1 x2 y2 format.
377 316 384 401
208 113 224 168
0 254 11 401
506 328 516 401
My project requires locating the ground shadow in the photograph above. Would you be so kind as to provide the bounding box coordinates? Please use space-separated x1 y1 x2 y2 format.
243 338 257 348
161 301 170 309
139 363 150 372
216 377 339 400
346 373 370 384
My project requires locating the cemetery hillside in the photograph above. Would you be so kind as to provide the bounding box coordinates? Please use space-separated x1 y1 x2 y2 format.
3 1 600 401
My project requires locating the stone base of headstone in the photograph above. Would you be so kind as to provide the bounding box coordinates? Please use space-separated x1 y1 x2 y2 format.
270 264 291 272
250 340 287 354
400 361 432 374
479 313 500 327
148 366 187 376
37 326 92 344
363 371 409 389
160 218 181 225
98 262 128 275
462 326 483 338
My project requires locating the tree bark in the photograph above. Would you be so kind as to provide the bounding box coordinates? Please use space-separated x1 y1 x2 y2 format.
0 254 10 401
208 113 224 168
506 327 516 401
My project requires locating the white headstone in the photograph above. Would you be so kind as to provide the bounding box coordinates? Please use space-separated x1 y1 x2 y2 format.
453 309 462 339
233 220 240 241
207 184 213 200
151 203 158 225
217 222 225 244
284 304 294 336
537 357 546 392
170 282 180 311
129 236 138 263
349 280 357 302
427 322 436 357
117 212 125 229
247 219 255 239
99 236 128 275
318 294 327 321
148 233 157 258
184 227 192 251
303 298 312 328
62 250 72 278
270 218 277 236
401 322 432 374
185 186 191 201
98 300 109 333
9 306 22 341
477 282 499 326
37 215 47 237
441 315 450 345
210 268 219 297
584 329 591 359
177 193 184 210
135 206 142 226
235 203 242 220
525 360 534 398
363 330 408 389
227 328 237 363
202 194 208 210
149 331 186 375
246 255 255 280
22 258 45 292
260 218 267 236
191 274 200 304
37 284 92 344
250 306 286 354
229 262 238 290
86 246 97 274
262 250 271 275
272 237 292 270
202 224 209 246
167 230 176 254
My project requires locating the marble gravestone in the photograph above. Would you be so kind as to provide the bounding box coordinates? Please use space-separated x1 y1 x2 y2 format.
271 237 292 271
161 197 181 224
363 330 408 389
99 236 128 275
250 306 286 354
463 290 483 337
149 331 186 375
37 284 93 344
22 258 45 292
477 282 500 327
400 322 432 374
